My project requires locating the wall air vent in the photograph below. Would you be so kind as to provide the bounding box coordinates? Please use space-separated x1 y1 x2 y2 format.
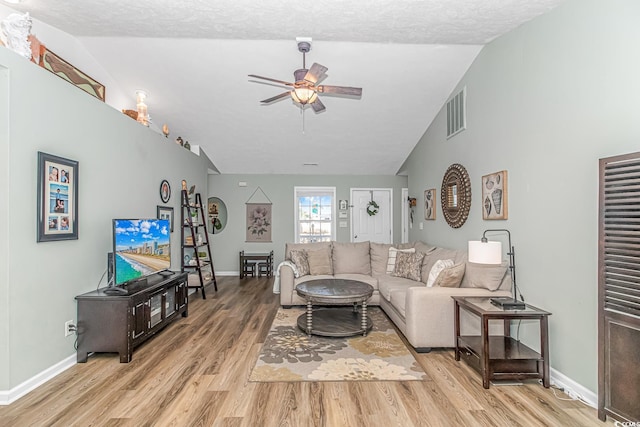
446 87 466 139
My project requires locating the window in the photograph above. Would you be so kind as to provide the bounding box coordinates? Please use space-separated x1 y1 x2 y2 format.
294 187 336 243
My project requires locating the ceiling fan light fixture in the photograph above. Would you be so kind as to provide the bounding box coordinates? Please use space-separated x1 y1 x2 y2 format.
291 87 317 105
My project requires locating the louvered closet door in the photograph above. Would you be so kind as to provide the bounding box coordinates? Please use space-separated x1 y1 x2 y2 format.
598 152 640 423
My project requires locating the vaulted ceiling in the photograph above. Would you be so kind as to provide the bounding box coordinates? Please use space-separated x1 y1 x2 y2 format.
6 0 565 174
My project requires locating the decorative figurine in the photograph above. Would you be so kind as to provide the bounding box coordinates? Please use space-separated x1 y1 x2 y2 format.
176 136 184 146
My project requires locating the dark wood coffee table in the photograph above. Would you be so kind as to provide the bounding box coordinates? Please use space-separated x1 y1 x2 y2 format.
295 279 374 337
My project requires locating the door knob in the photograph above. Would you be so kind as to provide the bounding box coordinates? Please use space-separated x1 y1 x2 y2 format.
354 235 358 239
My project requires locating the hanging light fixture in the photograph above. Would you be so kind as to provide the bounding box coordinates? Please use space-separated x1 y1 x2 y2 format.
135 90 149 126
290 69 318 106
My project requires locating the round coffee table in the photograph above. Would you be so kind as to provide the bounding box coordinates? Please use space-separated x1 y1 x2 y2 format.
295 278 374 337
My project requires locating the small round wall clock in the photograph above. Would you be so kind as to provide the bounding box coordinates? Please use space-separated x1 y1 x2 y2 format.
160 179 171 203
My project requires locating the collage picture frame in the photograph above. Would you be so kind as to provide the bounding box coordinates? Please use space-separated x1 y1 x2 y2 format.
37 151 79 242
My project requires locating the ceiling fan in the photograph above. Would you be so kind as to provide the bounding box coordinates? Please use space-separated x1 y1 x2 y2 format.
248 39 362 113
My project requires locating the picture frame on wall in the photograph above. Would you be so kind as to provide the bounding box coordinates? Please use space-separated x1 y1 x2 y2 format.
339 200 348 211
482 170 508 220
159 180 171 203
37 151 79 242
157 206 174 232
246 203 272 242
424 188 436 220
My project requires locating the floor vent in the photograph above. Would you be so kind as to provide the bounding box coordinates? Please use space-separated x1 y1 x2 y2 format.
446 87 466 139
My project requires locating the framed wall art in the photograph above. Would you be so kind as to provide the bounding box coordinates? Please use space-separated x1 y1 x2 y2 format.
39 48 106 102
482 170 508 220
37 152 79 242
157 206 174 232
159 180 171 203
424 189 436 220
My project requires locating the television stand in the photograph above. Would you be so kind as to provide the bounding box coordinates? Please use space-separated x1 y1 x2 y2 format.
76 272 188 363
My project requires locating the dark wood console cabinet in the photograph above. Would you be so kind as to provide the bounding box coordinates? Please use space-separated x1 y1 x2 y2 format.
76 272 188 363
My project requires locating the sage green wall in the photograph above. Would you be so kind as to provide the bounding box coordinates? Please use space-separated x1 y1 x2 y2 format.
401 0 640 394
0 49 212 391
207 174 408 272
0 65 9 390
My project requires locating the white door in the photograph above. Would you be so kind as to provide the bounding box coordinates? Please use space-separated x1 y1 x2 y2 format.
351 188 392 243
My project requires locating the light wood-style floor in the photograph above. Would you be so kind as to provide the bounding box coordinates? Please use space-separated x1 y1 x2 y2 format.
1 276 610 426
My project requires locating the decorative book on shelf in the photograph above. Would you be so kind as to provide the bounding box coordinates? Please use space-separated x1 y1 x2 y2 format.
180 190 217 299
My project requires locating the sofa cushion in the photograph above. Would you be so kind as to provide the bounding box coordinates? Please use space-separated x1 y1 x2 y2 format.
461 261 509 291
334 273 379 290
289 249 310 276
426 259 455 287
389 289 407 317
377 275 418 300
370 242 392 276
305 247 333 275
285 241 332 260
414 241 436 255
421 247 465 284
387 247 415 274
332 241 371 275
433 262 465 288
392 251 425 281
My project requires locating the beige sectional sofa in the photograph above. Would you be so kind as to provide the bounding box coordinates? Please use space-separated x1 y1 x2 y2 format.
278 240 511 352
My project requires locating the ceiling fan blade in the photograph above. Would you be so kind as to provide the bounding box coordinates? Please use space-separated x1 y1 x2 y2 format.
317 85 362 96
248 74 294 86
260 91 291 104
304 63 328 84
311 97 326 113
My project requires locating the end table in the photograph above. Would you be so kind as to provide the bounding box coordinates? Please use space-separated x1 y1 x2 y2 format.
452 296 551 389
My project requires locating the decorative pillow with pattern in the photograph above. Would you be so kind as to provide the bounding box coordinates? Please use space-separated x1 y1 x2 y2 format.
426 259 455 287
289 249 310 277
392 251 425 281
386 247 416 274
432 262 465 288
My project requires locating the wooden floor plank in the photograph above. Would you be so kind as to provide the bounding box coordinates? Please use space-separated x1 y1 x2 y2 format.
0 276 611 426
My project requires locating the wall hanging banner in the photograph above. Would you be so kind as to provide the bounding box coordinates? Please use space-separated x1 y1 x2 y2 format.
246 203 272 242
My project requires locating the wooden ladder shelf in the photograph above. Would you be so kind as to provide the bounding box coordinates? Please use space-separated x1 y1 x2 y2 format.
180 191 217 298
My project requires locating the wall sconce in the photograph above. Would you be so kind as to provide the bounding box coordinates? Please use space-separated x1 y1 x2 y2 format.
135 90 149 126
468 229 525 309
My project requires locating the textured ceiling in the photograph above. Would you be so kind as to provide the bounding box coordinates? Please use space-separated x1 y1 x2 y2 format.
6 0 566 174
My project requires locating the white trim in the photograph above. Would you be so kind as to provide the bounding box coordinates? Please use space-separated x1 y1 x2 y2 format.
0 354 76 405
215 270 239 276
550 367 597 408
293 186 337 243
401 188 409 243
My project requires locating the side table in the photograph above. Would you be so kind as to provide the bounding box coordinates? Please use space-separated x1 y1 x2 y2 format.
452 296 551 389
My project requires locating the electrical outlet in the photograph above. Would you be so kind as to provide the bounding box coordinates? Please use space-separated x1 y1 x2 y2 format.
65 320 75 337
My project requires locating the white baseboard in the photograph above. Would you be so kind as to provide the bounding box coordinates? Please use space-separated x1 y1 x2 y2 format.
0 354 76 405
216 271 239 276
550 367 597 408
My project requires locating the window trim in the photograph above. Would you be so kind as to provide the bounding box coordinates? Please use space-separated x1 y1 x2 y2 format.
293 186 337 243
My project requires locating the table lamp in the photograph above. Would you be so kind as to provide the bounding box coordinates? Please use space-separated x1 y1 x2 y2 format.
468 229 525 309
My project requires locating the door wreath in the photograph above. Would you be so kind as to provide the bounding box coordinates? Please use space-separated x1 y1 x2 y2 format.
366 200 379 216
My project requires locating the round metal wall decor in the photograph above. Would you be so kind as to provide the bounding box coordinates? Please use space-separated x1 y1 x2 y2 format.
440 163 471 228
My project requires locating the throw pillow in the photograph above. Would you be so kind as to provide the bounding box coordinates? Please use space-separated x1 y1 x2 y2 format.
433 262 466 288
426 259 455 287
370 242 393 276
462 262 508 291
386 247 416 274
305 247 333 275
392 251 425 281
332 241 371 275
289 249 310 277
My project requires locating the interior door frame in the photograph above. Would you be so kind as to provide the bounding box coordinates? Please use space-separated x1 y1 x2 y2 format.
350 187 393 243
401 188 409 243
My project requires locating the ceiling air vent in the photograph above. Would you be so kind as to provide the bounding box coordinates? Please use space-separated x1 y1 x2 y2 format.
446 87 466 139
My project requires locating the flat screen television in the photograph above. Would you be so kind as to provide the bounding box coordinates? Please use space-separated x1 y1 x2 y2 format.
112 219 171 286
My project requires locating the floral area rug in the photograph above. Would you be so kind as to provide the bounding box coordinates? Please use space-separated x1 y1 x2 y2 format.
249 307 426 382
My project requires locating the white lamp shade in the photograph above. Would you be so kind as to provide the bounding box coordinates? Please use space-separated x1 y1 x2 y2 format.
468 240 502 264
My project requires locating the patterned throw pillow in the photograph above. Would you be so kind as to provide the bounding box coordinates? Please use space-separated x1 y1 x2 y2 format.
289 249 310 277
392 251 425 281
386 247 416 274
433 262 465 288
426 259 455 287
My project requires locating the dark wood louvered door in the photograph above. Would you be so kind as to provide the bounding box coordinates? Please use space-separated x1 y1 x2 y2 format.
598 152 640 423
